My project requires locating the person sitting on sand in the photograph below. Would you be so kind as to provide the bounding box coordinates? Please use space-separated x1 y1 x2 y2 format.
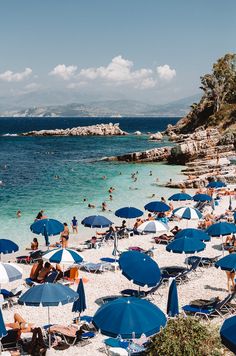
26 237 39 251
146 213 154 221
6 313 35 335
37 262 53 283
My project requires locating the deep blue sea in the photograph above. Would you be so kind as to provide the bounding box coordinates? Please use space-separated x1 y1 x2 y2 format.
0 117 184 246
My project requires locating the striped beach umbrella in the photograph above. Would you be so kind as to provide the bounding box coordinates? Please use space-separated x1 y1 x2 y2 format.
172 207 202 220
0 263 23 283
43 248 83 264
137 220 168 234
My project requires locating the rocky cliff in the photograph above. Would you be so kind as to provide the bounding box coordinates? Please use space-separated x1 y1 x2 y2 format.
21 123 127 136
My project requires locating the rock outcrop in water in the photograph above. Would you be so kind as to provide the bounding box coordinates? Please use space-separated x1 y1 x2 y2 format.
21 123 127 136
105 146 171 163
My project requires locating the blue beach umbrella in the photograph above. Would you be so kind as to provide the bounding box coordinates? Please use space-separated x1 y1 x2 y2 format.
81 215 112 228
92 297 167 339
215 253 236 272
175 228 211 242
72 279 87 315
0 239 19 255
192 194 212 202
119 251 161 288
168 193 192 201
207 181 226 189
19 283 79 348
166 237 206 254
115 207 143 219
144 201 170 213
167 279 179 317
206 222 236 237
30 218 64 246
220 316 236 353
43 248 83 264
172 207 202 220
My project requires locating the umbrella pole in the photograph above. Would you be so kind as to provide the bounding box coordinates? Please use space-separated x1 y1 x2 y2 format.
221 235 224 256
48 306 51 349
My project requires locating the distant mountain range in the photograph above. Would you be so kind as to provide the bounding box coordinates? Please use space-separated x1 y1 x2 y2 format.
0 95 200 117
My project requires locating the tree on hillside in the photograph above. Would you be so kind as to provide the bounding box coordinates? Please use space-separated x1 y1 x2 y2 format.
200 53 236 112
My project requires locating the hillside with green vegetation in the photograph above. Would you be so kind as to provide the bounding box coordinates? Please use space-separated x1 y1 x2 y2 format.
173 53 236 134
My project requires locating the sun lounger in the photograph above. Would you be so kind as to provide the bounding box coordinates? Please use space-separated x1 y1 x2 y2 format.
186 255 221 268
182 293 234 320
16 250 43 264
0 285 24 307
1 329 19 352
25 270 59 286
154 234 174 245
80 262 113 273
121 281 163 299
48 324 95 346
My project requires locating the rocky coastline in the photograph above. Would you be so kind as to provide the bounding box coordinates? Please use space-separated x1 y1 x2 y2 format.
20 123 127 136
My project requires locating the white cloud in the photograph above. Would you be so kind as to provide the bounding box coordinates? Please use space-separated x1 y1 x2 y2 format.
0 67 32 82
49 64 77 80
78 55 155 89
157 64 176 81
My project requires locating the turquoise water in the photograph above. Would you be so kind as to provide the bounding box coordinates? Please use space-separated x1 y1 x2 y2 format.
0 117 184 246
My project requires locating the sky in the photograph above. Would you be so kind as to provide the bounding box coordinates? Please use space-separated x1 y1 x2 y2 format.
0 0 236 107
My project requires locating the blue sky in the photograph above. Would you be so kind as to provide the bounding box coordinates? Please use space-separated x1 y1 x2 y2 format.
0 0 236 106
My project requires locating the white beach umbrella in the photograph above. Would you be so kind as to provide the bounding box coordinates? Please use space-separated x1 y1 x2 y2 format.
0 263 23 283
172 207 202 220
42 248 83 265
137 220 168 234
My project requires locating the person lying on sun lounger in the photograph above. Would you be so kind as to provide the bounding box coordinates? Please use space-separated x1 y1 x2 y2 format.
6 313 35 334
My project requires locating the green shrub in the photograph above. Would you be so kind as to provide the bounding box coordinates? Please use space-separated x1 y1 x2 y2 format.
146 317 222 356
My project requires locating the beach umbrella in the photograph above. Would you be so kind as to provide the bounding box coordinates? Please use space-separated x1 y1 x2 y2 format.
175 228 211 242
167 279 179 317
92 297 167 339
206 222 236 237
119 251 161 288
0 263 22 283
172 207 202 220
0 239 19 256
144 201 170 213
19 283 79 348
72 279 87 316
115 207 143 219
215 253 236 271
0 308 7 352
220 315 236 354
166 237 206 254
137 220 168 234
81 215 112 228
168 193 192 201
207 181 226 189
192 194 212 202
206 222 236 256
30 218 64 246
42 248 83 264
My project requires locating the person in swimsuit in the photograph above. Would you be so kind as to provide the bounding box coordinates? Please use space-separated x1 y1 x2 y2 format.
60 222 69 248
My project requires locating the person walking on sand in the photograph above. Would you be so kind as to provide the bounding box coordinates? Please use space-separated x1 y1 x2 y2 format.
71 216 78 234
226 250 236 292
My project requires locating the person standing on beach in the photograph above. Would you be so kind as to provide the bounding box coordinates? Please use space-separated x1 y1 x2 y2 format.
60 223 69 248
71 216 78 234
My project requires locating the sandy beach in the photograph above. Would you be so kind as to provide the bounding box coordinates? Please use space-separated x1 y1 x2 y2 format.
2 192 235 355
